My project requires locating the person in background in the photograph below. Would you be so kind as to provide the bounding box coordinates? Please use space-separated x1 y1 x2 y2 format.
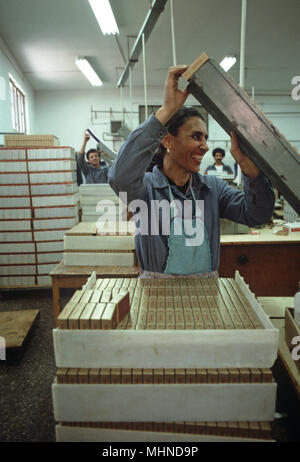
76 131 109 184
204 147 233 175
109 65 275 278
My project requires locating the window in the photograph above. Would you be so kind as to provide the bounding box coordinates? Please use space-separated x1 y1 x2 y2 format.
9 75 27 133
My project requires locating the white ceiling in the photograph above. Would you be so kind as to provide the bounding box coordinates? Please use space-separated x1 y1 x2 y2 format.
0 0 299 94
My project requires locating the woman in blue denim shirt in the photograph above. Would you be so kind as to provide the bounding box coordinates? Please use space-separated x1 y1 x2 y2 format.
108 66 275 277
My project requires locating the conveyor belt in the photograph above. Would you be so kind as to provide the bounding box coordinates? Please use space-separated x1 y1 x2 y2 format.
182 53 300 215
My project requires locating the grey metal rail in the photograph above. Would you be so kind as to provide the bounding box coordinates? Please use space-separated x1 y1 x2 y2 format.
117 0 168 88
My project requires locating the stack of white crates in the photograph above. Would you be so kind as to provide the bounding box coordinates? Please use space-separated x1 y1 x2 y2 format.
63 221 136 267
79 184 126 223
0 145 79 287
52 272 278 442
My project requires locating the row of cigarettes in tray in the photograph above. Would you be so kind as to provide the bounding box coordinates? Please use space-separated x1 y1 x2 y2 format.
58 289 263 331
57 290 130 330
56 367 273 385
59 421 272 439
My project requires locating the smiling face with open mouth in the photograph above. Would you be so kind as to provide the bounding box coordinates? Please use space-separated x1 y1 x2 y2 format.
166 116 209 175
87 150 100 168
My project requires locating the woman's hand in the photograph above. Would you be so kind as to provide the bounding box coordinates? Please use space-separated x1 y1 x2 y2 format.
230 131 260 179
155 65 190 125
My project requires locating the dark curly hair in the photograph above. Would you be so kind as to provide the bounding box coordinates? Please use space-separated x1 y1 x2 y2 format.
212 147 225 158
147 107 205 172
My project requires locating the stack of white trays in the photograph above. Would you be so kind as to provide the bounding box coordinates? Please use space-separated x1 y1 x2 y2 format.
79 184 126 222
0 146 79 287
63 221 136 267
52 271 279 442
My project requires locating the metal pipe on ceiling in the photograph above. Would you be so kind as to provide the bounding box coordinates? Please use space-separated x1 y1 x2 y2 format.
129 66 133 128
117 0 168 88
120 84 124 119
239 0 247 89
142 33 148 119
236 0 247 186
170 0 177 66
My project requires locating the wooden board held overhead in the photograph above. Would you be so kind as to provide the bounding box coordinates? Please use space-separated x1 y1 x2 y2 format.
182 52 300 215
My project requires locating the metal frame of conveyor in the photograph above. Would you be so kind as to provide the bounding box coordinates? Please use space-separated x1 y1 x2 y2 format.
183 54 300 215
86 128 117 166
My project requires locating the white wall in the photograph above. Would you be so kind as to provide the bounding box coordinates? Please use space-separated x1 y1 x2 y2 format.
35 88 300 174
1 37 299 174
35 86 166 155
0 38 35 145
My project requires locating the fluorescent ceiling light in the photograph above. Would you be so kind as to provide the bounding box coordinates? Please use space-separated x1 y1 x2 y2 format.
75 58 103 86
88 0 119 35
220 56 237 72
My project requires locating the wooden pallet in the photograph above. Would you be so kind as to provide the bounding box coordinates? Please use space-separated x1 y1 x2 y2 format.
0 309 40 363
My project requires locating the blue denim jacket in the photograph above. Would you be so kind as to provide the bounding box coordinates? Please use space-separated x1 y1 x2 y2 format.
108 114 275 272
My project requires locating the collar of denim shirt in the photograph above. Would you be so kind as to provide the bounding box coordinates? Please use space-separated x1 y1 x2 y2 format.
151 165 212 193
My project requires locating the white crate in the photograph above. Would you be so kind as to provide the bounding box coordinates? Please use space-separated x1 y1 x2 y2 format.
28 159 76 172
29 171 77 183
55 425 273 443
1 243 35 253
36 241 64 252
0 276 36 287
0 254 36 265
64 235 135 251
27 147 74 159
34 229 67 241
0 232 33 242
32 193 79 207
38 263 59 274
37 275 52 285
0 220 31 231
37 253 63 263
0 208 31 220
53 273 278 369
79 184 117 197
81 213 123 222
33 217 77 230
0 197 31 207
80 205 101 213
31 183 78 195
0 149 26 160
34 205 79 219
81 214 100 222
0 265 36 275
53 327 278 370
63 251 135 267
0 185 30 196
0 173 28 184
80 196 120 206
0 161 27 172
52 382 276 423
